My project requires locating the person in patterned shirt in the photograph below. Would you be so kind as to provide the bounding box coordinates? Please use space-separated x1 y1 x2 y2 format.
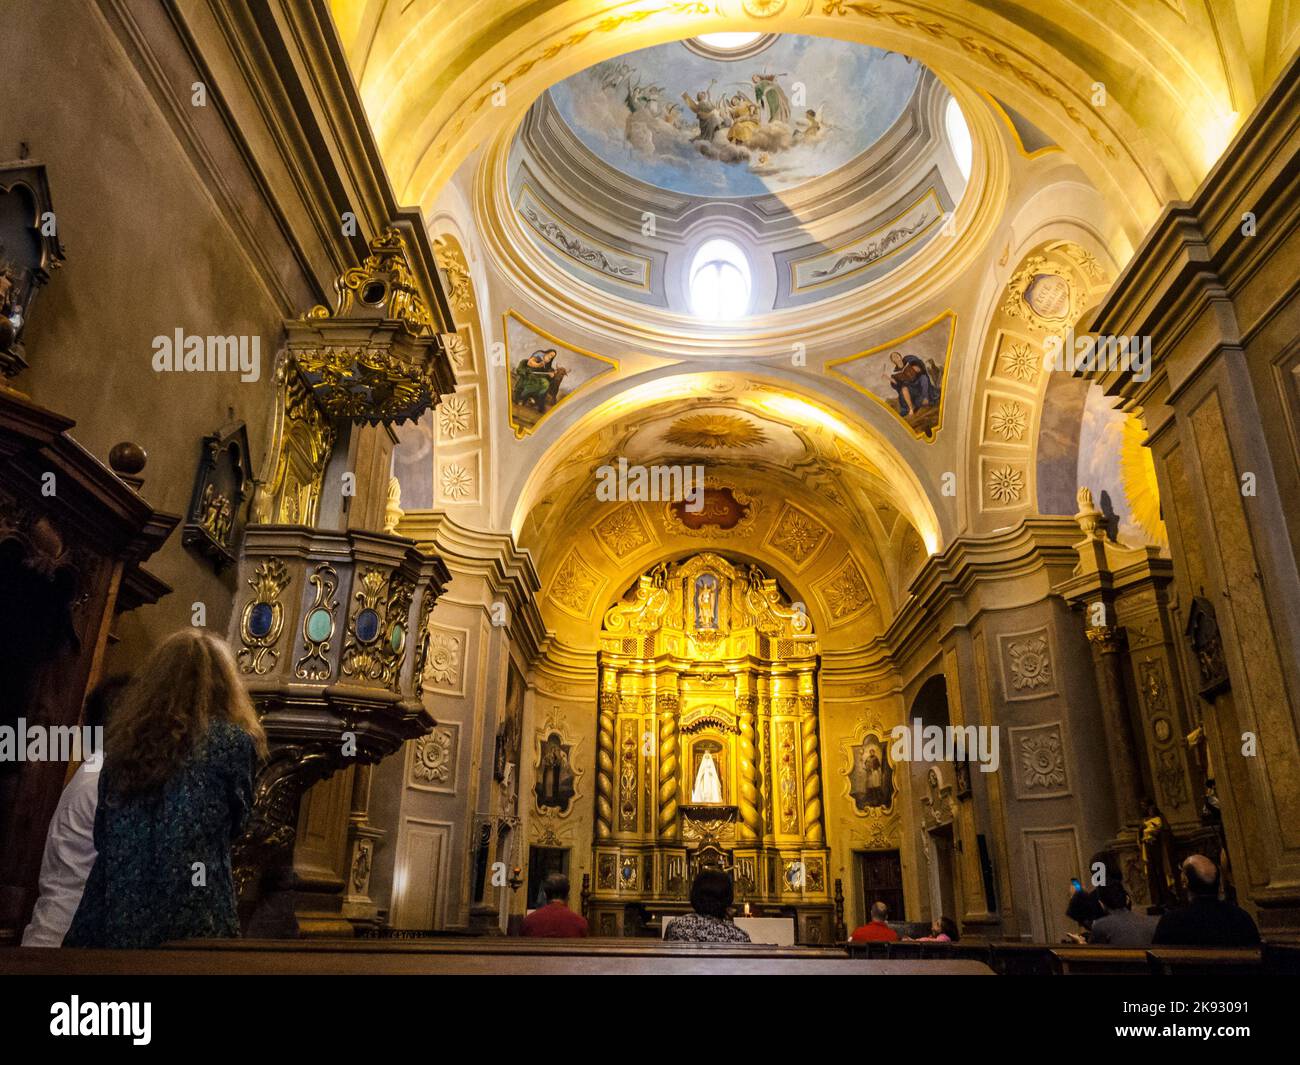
664 869 752 943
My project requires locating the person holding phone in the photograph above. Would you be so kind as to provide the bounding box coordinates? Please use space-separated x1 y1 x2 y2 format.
1064 877 1105 942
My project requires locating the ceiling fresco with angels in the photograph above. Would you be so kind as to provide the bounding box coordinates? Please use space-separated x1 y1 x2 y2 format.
545 35 921 198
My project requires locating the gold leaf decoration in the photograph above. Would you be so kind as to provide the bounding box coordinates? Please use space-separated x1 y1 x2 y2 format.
665 413 767 450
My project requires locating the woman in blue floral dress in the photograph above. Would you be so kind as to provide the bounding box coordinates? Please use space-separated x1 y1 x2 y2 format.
64 629 266 948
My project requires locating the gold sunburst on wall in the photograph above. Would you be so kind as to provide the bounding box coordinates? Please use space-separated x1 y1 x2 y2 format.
665 413 767 449
1120 414 1169 550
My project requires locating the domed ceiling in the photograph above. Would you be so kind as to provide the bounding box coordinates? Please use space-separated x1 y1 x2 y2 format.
546 35 921 199
503 34 968 316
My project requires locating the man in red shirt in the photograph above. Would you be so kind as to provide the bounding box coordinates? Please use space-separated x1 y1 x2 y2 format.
520 873 589 938
849 901 900 942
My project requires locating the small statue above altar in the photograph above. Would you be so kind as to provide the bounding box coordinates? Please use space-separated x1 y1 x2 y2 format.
692 750 723 804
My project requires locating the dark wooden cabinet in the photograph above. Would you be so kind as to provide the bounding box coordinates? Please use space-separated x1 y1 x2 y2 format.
0 387 177 942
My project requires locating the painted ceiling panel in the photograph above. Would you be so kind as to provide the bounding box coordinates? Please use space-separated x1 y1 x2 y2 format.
546 35 921 199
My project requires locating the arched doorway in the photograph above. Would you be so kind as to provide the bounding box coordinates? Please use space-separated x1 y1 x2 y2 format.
911 675 958 925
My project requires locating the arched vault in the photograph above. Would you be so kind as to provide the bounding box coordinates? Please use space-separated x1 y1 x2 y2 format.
508 372 941 652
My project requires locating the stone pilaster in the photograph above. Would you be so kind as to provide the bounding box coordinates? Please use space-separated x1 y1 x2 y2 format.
1088 51 1300 931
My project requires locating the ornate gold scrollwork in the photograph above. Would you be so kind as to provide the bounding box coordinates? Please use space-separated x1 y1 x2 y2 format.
411 588 437 698
291 345 439 424
340 567 413 688
324 227 438 337
777 719 800 834
252 361 337 526
618 718 639 831
294 563 339 681
433 236 474 316
237 558 291 674
291 227 452 426
384 574 415 693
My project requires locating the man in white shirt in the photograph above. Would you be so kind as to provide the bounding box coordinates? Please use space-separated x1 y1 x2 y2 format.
21 676 128 947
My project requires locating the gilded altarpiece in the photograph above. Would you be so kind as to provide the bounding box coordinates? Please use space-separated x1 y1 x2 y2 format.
591 553 833 941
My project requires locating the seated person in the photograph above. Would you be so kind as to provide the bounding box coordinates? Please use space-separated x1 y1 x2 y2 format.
1064 882 1106 943
520 873 588 938
664 870 752 943
913 915 960 943
1152 855 1260 947
21 677 128 947
1088 882 1158 947
849 901 899 943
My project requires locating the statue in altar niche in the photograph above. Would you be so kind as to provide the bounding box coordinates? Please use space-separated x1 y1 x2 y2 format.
691 740 725 804
694 572 720 630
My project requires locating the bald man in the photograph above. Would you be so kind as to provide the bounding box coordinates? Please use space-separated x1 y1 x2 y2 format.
1151 854 1260 947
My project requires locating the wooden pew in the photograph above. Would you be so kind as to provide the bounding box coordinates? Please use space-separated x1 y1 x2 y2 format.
1146 948 1262 976
1263 942 1300 975
0 939 993 976
846 939 993 964
929 941 994 965
989 942 1055 976
1049 946 1149 975
844 941 891 960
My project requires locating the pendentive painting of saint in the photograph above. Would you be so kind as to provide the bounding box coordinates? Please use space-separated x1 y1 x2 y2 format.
826 311 955 442
504 312 617 438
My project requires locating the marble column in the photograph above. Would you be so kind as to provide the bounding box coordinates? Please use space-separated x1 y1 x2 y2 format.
1084 625 1144 830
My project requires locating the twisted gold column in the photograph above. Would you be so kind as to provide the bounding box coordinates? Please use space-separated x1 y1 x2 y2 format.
801 707 824 845
596 693 616 840
737 700 762 841
657 698 679 840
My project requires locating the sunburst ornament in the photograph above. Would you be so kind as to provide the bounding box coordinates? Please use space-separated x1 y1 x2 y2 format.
1120 414 1169 550
665 413 767 450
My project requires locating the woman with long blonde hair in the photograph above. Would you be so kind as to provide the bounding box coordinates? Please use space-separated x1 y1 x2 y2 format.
64 629 266 948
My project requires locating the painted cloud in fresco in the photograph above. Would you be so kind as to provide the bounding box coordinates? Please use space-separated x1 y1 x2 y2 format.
547 36 921 198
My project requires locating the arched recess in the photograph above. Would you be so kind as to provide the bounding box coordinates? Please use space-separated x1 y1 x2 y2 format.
529 495 889 656
911 673 950 729
325 0 1286 251
960 229 1171 549
504 371 946 652
508 371 945 549
959 233 1118 537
